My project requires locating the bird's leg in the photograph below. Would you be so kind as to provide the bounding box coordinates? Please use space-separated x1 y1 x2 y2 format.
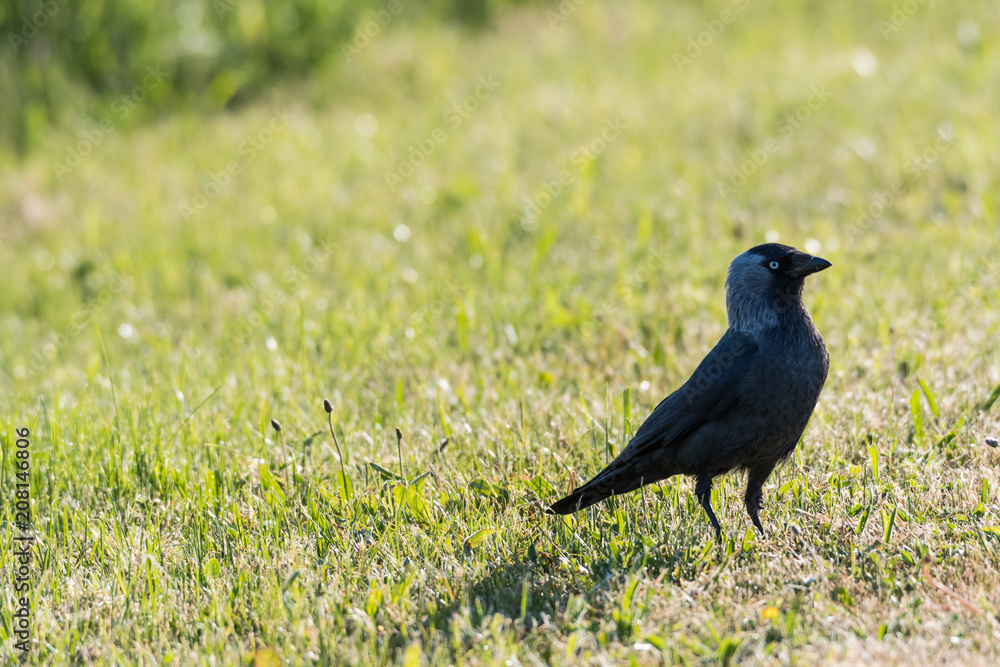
695 475 722 542
744 476 766 537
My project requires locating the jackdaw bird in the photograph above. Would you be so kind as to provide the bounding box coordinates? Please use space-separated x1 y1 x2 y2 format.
548 243 831 539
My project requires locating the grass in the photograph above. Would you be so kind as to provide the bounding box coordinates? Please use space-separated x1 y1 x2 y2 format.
2 0 1000 663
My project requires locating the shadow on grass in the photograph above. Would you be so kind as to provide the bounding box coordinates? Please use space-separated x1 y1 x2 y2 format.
434 505 742 639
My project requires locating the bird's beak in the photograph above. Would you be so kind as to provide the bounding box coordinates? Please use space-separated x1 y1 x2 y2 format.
790 255 832 278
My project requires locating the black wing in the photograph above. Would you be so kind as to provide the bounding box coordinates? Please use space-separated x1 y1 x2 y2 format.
548 330 760 514
619 329 760 463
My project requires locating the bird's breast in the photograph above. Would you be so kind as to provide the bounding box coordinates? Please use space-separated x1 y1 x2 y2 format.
761 328 827 393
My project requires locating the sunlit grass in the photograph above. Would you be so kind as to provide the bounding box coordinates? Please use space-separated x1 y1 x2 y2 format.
2 0 1000 664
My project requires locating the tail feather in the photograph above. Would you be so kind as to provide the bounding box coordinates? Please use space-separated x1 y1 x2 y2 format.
546 462 656 515
546 485 612 515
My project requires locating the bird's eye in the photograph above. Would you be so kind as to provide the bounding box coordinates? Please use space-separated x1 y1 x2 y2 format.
768 261 779 270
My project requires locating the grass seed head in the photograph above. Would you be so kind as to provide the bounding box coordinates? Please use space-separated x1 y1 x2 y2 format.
271 419 282 433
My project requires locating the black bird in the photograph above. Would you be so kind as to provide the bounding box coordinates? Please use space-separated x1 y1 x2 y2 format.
548 243 831 539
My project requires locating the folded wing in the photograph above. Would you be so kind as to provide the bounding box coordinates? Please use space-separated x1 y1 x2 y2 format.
547 330 760 514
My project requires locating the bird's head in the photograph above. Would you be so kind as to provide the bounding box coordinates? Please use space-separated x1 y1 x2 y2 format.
725 243 831 332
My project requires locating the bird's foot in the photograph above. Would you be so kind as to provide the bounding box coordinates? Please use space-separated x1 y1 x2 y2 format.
745 487 765 538
696 481 724 543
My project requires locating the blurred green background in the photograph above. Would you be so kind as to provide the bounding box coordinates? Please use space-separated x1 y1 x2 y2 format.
1 0 519 152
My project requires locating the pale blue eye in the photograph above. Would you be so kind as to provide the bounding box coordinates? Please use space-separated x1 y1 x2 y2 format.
769 261 779 270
